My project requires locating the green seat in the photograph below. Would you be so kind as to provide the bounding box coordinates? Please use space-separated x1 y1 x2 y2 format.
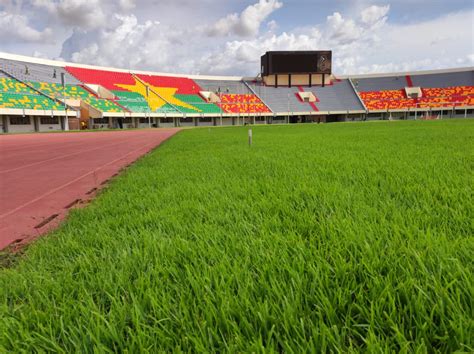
0 92 64 110
175 94 222 113
28 81 124 113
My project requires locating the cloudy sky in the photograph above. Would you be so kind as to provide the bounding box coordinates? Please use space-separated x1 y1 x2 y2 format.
0 0 473 76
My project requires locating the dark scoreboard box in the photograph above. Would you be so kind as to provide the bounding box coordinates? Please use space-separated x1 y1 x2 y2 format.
261 51 332 76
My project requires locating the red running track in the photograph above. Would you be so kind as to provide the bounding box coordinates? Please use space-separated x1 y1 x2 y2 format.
0 129 180 250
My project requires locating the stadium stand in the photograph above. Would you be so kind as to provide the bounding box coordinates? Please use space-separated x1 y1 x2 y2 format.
353 71 474 111
137 75 223 113
196 79 250 94
352 76 408 92
411 71 474 88
174 94 222 114
246 83 315 113
137 74 201 95
28 81 124 112
65 66 136 91
65 68 222 114
197 79 271 113
359 96 416 110
219 94 271 113
246 80 365 113
113 77 183 114
0 59 80 85
418 86 474 108
304 80 365 112
358 89 414 110
0 77 64 110
112 91 150 113
0 52 473 133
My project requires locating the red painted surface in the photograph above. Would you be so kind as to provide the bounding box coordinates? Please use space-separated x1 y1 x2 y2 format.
65 67 136 91
136 74 202 95
297 86 319 111
405 75 414 88
0 129 180 250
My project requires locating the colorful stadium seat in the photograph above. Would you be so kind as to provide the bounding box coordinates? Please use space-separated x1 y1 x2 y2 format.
219 94 271 113
65 67 222 114
28 81 123 113
136 74 202 95
0 78 64 110
359 86 474 110
174 94 222 114
112 90 150 113
136 74 223 113
65 67 136 91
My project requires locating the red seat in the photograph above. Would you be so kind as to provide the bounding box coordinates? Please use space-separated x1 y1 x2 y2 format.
65 67 135 91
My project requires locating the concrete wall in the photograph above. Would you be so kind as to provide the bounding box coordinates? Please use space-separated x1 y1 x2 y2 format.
264 74 331 87
38 116 61 132
0 116 5 133
8 116 35 133
220 118 234 126
158 118 176 128
197 118 214 126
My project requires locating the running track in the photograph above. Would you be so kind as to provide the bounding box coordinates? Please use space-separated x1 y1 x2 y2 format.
0 129 180 250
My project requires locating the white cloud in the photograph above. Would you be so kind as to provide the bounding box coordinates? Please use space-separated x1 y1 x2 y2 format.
350 9 474 74
32 50 48 58
267 20 278 31
326 12 362 44
360 5 390 27
467 54 474 64
207 0 282 37
198 5 474 76
119 0 136 11
62 14 187 71
197 31 323 75
38 0 106 29
29 1 473 77
0 11 52 42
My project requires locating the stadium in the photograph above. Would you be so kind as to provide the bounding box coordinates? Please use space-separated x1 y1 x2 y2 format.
0 51 473 132
0 0 473 352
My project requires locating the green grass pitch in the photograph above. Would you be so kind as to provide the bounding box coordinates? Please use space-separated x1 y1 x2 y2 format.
1 120 473 352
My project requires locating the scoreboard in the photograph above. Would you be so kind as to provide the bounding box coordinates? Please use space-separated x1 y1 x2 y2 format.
261 51 332 76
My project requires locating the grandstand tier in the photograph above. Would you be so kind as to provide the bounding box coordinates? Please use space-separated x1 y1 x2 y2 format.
411 71 474 88
175 94 222 114
195 79 251 95
65 67 136 91
0 92 65 110
302 80 365 112
137 74 202 95
112 90 151 113
28 81 124 113
196 79 267 113
218 94 271 114
358 85 474 111
0 52 473 133
422 86 474 98
246 84 309 113
0 58 80 85
0 78 65 111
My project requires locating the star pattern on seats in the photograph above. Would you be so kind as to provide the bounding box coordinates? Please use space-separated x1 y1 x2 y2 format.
116 79 200 112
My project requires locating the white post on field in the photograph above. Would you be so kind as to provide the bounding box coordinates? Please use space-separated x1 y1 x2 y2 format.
248 128 253 146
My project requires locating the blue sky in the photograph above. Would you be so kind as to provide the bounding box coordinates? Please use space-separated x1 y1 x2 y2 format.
0 0 473 76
